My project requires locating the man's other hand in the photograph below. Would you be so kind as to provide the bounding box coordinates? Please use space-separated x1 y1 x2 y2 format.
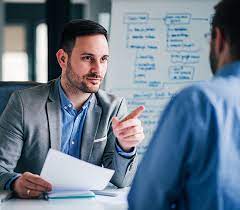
13 172 52 198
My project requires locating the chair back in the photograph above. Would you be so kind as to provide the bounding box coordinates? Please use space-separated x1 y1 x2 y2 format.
0 81 41 114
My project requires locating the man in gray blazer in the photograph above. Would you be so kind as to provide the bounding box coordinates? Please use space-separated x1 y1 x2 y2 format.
0 19 144 198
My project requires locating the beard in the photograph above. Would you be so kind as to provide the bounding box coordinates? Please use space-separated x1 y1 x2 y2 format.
209 41 218 75
65 61 103 93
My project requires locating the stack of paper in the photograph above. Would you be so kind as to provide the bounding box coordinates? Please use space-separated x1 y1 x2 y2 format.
44 190 95 200
40 149 115 199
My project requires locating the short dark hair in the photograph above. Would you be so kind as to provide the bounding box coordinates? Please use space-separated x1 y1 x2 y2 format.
211 0 240 59
60 19 108 55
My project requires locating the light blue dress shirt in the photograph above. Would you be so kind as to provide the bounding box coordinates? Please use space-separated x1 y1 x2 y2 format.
58 81 90 158
128 61 240 210
58 79 136 158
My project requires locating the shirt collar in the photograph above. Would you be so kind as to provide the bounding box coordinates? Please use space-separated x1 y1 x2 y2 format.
215 61 240 78
57 78 92 112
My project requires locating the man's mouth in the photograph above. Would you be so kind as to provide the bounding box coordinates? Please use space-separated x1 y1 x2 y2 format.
86 77 102 84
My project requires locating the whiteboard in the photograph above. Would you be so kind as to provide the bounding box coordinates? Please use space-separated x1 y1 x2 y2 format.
106 0 218 156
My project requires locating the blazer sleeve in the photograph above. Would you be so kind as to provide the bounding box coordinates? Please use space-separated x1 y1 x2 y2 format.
0 92 24 189
102 98 138 188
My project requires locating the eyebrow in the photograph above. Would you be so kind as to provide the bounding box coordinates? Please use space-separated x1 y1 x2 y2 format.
80 53 109 57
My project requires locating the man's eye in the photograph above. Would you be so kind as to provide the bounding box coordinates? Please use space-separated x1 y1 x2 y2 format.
101 57 109 62
82 56 92 61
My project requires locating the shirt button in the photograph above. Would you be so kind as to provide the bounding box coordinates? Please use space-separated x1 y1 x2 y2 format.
68 104 72 107
71 141 75 145
64 106 67 109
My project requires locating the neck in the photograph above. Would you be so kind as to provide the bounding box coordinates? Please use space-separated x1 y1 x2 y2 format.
216 41 233 73
60 79 91 110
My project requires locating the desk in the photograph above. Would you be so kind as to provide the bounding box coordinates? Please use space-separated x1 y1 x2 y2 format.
0 188 129 210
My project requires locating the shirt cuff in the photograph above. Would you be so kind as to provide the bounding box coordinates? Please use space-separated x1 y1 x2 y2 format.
115 141 136 158
4 174 21 190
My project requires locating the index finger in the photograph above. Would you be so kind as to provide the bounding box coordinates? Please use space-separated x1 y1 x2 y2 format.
121 105 145 122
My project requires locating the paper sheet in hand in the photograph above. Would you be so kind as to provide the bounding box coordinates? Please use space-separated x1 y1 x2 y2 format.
40 149 115 192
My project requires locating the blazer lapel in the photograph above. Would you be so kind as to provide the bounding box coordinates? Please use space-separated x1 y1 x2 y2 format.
81 94 102 161
47 80 61 150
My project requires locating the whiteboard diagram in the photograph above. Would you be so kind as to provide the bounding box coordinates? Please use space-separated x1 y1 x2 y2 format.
106 1 217 156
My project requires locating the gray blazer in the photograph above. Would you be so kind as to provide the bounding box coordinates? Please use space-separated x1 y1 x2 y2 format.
0 80 137 190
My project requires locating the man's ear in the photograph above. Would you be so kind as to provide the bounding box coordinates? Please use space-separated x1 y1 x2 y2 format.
56 49 68 69
214 26 232 67
214 27 226 55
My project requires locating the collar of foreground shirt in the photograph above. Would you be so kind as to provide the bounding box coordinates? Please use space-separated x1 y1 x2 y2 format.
215 61 240 78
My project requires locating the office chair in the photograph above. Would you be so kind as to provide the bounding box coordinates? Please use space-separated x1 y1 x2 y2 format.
0 81 41 114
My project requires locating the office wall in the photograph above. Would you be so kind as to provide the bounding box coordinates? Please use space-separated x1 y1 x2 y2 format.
0 0 4 80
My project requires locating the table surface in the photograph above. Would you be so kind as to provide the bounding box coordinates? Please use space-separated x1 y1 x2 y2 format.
0 187 129 210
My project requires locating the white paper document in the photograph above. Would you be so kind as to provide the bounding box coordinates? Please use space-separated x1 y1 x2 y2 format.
40 149 115 194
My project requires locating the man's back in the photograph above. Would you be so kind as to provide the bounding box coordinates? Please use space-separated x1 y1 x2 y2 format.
211 64 240 209
198 62 240 209
128 61 240 210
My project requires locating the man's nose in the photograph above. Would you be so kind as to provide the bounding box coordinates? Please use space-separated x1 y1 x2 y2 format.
91 60 103 74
